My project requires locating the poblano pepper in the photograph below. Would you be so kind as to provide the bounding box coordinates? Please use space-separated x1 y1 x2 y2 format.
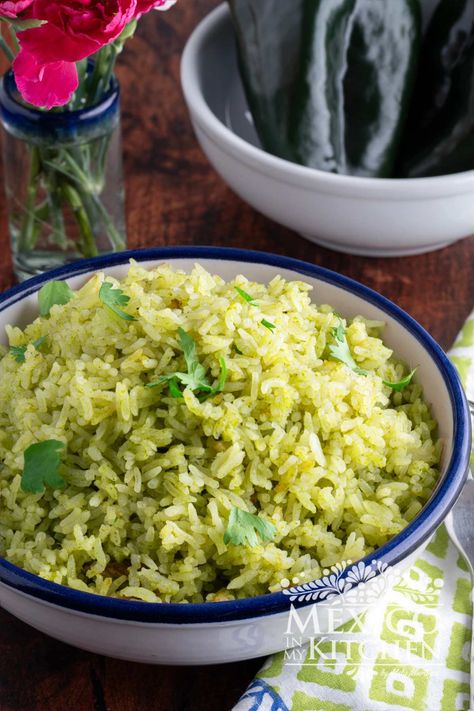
397 0 474 178
228 0 304 162
289 0 421 177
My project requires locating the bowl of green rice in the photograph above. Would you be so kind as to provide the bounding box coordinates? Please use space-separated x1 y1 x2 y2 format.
0 247 470 664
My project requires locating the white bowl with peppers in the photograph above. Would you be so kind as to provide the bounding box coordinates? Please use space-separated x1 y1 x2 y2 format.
181 3 474 257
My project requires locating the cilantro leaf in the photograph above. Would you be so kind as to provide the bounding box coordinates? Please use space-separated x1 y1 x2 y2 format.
333 322 345 342
383 367 417 392
10 336 47 363
234 286 256 304
328 322 368 376
34 335 47 351
177 327 211 389
224 507 277 547
329 321 418 389
99 282 136 321
147 329 227 399
21 440 66 494
178 327 198 370
38 281 74 317
176 370 213 392
198 356 228 402
216 356 228 393
261 319 276 331
172 327 212 393
234 287 276 330
153 374 184 398
10 346 27 364
168 376 184 399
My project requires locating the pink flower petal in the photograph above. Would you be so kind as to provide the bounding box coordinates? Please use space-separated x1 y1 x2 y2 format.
30 0 137 54
13 50 78 109
17 22 100 64
135 0 176 16
0 0 33 19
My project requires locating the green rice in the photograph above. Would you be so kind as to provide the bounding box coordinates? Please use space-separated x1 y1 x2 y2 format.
0 262 441 602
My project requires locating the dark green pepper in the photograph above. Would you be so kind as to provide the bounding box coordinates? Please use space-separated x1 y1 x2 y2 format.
397 0 474 178
289 0 421 177
228 0 304 162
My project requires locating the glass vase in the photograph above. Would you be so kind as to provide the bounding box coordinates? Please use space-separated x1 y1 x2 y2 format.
0 71 126 281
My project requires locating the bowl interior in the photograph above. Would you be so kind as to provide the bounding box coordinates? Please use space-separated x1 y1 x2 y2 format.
183 3 474 199
0 256 455 476
196 4 443 154
195 7 260 150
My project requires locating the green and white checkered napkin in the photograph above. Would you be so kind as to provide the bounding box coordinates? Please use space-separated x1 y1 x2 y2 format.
235 312 474 711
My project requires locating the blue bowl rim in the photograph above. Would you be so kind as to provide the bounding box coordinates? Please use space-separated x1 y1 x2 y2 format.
0 246 470 624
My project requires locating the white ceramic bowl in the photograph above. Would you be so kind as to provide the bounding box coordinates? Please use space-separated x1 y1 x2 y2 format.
0 247 471 664
181 4 474 257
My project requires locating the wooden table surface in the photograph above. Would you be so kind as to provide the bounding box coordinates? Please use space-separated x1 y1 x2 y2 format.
0 1 473 709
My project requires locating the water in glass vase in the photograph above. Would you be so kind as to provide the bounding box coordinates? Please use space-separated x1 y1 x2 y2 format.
0 71 126 281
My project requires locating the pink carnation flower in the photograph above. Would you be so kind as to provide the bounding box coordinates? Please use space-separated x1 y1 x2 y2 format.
12 0 177 108
14 0 138 107
0 0 33 19
24 0 138 62
135 0 176 17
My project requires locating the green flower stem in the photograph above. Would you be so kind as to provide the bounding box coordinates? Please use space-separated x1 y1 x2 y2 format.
94 47 118 104
12 54 124 263
87 46 112 104
32 200 50 221
28 199 50 248
61 150 94 190
0 26 14 62
16 133 123 259
95 134 112 184
71 60 88 110
90 23 136 106
46 172 68 249
46 147 124 251
7 23 19 53
19 145 41 251
90 192 125 251
61 183 98 258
